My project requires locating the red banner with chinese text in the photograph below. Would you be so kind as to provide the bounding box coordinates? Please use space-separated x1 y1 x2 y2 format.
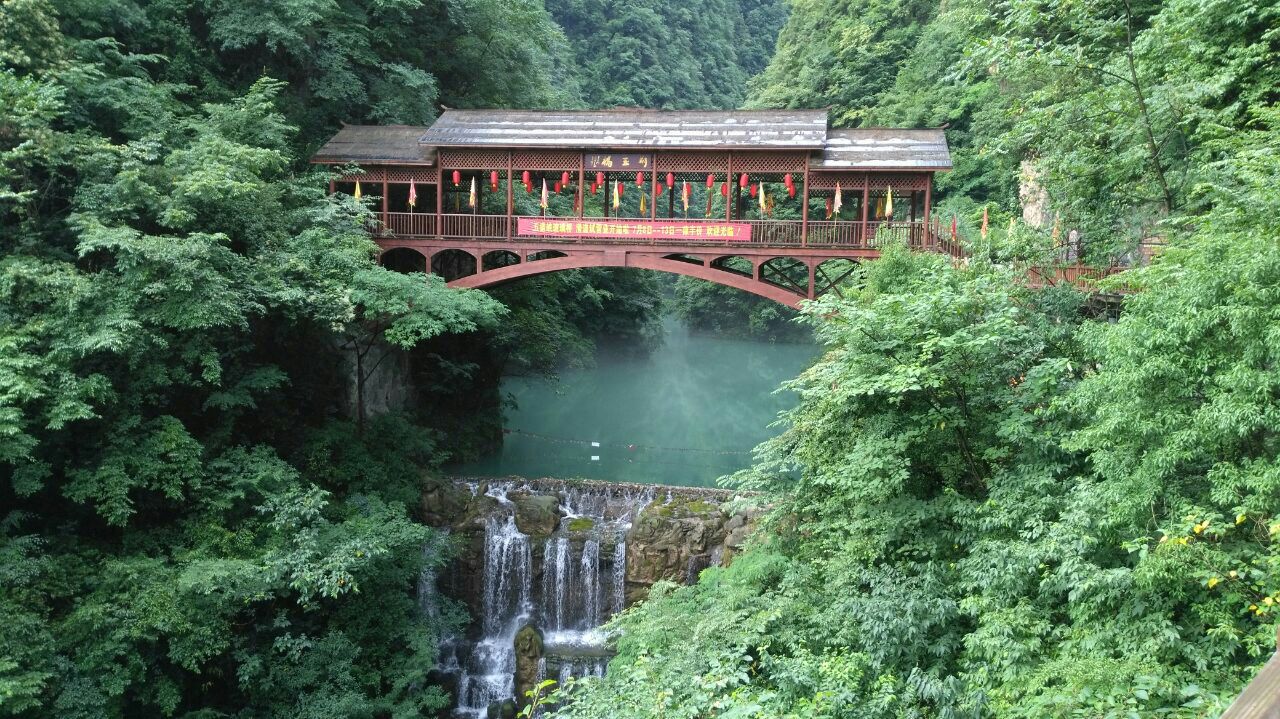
517 217 751 241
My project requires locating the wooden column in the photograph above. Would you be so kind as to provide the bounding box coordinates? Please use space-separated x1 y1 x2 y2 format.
578 156 585 218
436 166 444 235
725 153 733 221
800 164 810 246
650 170 658 221
506 152 514 239
860 174 870 243
381 173 389 229
923 173 933 246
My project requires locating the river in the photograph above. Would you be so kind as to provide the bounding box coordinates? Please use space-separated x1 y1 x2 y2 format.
448 317 819 487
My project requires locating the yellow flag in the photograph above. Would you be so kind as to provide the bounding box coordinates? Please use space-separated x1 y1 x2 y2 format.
468 177 477 208
640 191 646 215
682 181 690 213
354 180 362 200
759 183 767 216
885 186 894 218
540 179 548 210
613 181 621 210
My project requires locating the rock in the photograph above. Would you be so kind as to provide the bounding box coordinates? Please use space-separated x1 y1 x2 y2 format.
624 497 729 603
510 492 561 538
487 699 517 719
514 624 544 711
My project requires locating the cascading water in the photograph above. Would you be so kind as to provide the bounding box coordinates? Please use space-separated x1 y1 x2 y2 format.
431 481 654 718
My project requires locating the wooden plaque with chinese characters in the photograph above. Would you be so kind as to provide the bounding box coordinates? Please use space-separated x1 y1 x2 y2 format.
583 154 654 172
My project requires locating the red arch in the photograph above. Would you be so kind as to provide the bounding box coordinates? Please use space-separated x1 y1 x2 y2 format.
448 253 807 309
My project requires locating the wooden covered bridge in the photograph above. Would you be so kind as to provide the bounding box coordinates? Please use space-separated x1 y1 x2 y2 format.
313 109 962 307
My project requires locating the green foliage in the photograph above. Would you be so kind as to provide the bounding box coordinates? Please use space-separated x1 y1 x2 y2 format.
0 6 517 714
746 0 936 125
548 0 787 110
670 273 810 343
557 170 1280 714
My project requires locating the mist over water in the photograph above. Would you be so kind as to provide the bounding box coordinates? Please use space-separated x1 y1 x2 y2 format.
449 317 819 486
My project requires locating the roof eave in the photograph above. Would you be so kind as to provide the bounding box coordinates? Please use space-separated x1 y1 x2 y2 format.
421 141 827 151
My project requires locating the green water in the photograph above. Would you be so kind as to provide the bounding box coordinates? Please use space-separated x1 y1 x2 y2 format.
448 318 819 487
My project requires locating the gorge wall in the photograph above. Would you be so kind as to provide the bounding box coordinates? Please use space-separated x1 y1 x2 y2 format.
420 478 756 718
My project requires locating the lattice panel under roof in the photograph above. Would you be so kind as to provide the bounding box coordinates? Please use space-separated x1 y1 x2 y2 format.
512 150 580 170
729 152 809 174
807 172 930 191
869 173 929 191
807 172 862 191
385 168 433 183
332 167 385 183
439 148 509 169
655 152 729 174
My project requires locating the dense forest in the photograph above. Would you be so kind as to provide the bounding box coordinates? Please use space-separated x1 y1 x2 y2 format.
3 0 1280 718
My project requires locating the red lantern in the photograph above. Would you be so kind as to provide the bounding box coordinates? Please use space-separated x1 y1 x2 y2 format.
720 182 728 197
784 173 793 187
554 181 562 193
739 173 748 189
636 171 645 187
706 174 715 188
788 184 796 198
666 172 675 189
590 183 598 195
617 182 623 197
490 170 499 191
657 184 665 196
562 171 571 187
596 171 605 186
452 170 461 186
525 182 532 194
522 170 531 185
749 183 758 198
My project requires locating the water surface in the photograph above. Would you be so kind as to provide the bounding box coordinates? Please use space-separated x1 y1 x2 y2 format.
449 318 818 486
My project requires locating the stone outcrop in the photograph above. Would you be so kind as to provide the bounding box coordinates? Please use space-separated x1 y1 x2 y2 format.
513 624 544 709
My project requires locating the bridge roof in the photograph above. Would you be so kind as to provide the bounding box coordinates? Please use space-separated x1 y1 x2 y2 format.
312 124 437 165
814 128 951 171
419 109 830 150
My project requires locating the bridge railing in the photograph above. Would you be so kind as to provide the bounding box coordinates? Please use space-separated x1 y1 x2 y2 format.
398 214 932 249
384 212 436 238
740 219 805 245
438 214 509 239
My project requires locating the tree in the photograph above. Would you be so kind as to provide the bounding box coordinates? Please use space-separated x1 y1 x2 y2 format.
341 267 503 435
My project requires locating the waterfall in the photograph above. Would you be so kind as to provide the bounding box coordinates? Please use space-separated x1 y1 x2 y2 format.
430 481 655 718
611 538 627 615
450 486 535 719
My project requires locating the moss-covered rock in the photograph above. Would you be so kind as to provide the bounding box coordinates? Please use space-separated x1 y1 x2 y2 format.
510 492 561 537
